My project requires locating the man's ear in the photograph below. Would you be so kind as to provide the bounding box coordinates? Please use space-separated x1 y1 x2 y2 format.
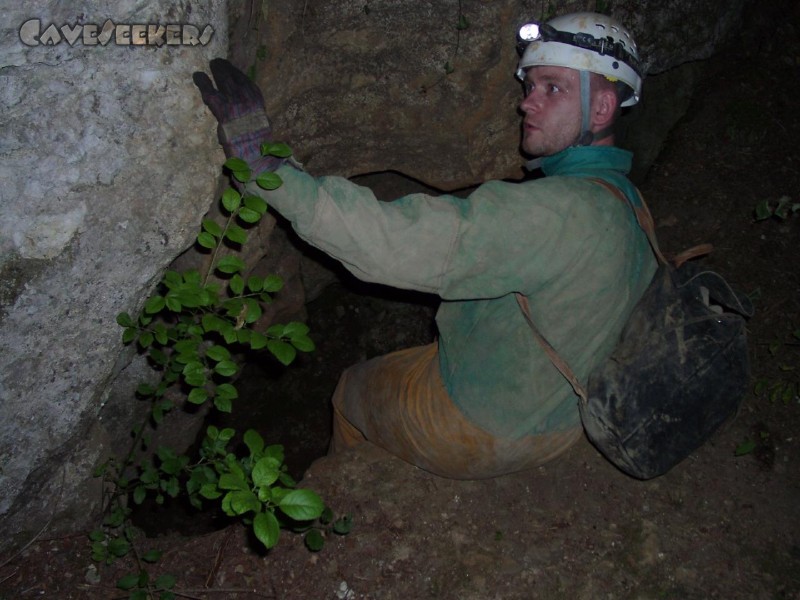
591 88 619 130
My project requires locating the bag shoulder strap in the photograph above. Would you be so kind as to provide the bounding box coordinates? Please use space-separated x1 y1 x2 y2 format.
514 292 588 403
587 178 668 265
514 178 693 403
588 178 714 268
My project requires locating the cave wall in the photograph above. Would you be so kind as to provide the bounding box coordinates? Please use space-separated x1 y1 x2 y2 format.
229 0 745 189
0 0 748 553
0 1 228 550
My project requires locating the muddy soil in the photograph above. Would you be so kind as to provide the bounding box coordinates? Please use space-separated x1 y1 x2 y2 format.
2 11 800 600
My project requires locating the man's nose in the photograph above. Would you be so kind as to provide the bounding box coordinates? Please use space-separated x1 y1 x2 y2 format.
520 89 540 113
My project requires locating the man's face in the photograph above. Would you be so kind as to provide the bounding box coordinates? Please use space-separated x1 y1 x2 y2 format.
519 65 582 157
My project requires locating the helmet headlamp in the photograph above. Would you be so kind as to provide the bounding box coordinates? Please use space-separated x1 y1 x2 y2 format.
516 20 643 78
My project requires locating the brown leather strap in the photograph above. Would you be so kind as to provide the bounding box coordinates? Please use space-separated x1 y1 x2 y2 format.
587 178 670 266
515 179 708 404
515 292 588 403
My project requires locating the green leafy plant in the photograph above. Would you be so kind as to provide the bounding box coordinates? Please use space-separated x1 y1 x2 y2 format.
752 327 800 406
92 144 350 597
754 196 800 221
735 430 771 457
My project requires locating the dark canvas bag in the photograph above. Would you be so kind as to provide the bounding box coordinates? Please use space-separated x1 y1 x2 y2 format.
516 181 754 479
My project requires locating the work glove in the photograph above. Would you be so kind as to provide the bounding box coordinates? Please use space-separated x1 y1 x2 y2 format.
193 58 284 172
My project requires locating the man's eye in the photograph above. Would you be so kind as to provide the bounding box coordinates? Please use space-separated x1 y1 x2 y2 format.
523 82 534 95
549 84 560 93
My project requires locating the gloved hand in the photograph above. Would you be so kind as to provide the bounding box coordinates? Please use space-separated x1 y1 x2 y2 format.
193 58 280 168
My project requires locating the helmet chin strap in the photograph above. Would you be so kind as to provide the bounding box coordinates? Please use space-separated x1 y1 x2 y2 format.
576 70 594 146
575 70 614 146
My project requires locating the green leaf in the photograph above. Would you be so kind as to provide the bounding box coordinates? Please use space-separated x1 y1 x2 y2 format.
261 142 293 158
244 429 265 456
218 427 236 442
224 157 249 172
252 457 281 487
188 387 209 405
216 383 238 403
218 473 249 491
283 321 310 337
215 360 238 377
108 537 132 557
116 573 140 590
144 295 166 314
245 298 262 324
229 274 245 296
217 256 246 275
250 331 268 350
88 529 106 542
202 218 223 238
197 231 217 249
262 274 284 292
244 194 268 214
116 312 134 327
774 195 793 219
155 574 177 590
136 383 156 398
224 159 251 183
153 323 168 345
267 340 296 366
175 338 200 357
278 489 325 521
279 471 297 487
223 298 244 318
122 327 137 344
164 476 180 497
238 206 261 224
165 295 182 312
206 345 231 362
228 490 261 515
253 511 281 549
735 440 757 456
133 485 146 505
320 506 334 525
200 482 222 500
225 223 248 245
265 444 285 464
142 549 163 563
182 360 205 377
214 395 233 413
221 187 242 213
138 331 154 349
456 14 470 30
163 270 182 286
247 276 264 292
202 313 227 333
256 171 283 190
183 373 206 389
290 335 316 353
333 514 353 535
754 199 772 221
223 157 251 181
305 529 325 551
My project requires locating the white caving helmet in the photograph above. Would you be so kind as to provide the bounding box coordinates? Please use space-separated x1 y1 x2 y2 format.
516 12 643 147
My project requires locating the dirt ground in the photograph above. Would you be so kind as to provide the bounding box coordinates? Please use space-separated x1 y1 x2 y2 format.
2 13 800 600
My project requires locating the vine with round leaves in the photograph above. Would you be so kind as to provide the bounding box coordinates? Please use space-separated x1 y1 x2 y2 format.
91 144 350 599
